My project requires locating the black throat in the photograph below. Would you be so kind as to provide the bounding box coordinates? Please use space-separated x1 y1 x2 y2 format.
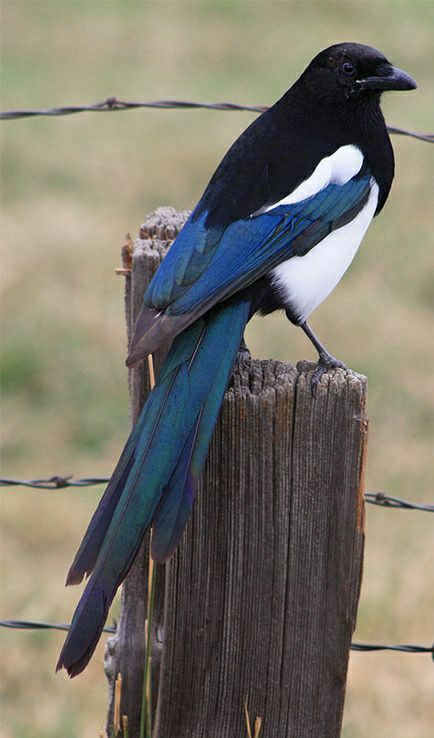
278 78 395 214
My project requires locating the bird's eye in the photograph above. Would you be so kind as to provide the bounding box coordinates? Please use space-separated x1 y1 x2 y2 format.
342 61 355 76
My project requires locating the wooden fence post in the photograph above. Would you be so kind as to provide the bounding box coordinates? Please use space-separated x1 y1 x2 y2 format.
105 207 367 738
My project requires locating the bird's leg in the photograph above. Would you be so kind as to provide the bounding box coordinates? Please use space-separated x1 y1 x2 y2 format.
239 336 251 358
236 335 251 362
299 320 347 393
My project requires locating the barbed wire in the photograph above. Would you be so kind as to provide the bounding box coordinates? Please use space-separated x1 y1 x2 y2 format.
1 476 433 512
0 620 432 657
0 475 110 490
364 491 434 512
385 125 434 143
0 97 266 120
1 96 433 143
0 619 116 634
351 642 433 656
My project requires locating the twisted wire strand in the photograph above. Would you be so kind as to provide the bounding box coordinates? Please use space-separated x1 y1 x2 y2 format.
1 476 432 512
1 96 432 142
0 98 266 120
0 619 116 634
1 620 432 657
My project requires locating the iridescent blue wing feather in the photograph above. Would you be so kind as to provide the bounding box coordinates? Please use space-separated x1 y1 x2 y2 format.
57 296 251 675
145 171 372 318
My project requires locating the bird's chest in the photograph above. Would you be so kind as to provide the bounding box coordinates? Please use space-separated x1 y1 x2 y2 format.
271 182 379 324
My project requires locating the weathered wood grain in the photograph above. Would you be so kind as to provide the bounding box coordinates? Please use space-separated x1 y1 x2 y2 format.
105 207 367 738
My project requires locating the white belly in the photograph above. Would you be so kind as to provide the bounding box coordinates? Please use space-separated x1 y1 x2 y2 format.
271 181 379 323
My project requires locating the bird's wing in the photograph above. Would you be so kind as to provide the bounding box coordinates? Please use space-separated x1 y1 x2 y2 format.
128 169 373 364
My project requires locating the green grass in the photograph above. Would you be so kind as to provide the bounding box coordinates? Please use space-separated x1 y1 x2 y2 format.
1 2 433 737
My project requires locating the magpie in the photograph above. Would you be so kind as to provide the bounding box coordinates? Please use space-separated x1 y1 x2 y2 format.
57 43 416 676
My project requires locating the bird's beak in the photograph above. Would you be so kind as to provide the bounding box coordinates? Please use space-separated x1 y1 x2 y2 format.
358 64 417 92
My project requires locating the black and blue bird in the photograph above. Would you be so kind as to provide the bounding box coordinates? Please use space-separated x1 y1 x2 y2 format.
57 43 416 676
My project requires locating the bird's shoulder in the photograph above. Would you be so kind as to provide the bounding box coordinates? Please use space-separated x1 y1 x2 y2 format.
195 97 337 226
194 92 391 227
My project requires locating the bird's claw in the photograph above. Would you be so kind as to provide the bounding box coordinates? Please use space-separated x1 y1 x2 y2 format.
310 354 347 396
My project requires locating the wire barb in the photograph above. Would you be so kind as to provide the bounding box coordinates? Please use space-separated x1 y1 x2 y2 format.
0 475 110 489
1 476 432 511
0 96 432 142
364 491 434 512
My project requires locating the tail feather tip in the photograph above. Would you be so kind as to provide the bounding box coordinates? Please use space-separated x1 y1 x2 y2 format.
65 566 87 587
56 649 92 678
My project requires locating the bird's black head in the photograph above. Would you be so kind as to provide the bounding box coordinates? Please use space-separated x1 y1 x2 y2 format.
301 42 416 101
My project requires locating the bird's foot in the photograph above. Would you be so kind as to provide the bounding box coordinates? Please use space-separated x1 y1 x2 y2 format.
311 352 347 396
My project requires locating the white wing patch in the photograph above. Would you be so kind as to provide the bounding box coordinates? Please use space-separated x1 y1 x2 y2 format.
260 144 364 213
271 180 379 323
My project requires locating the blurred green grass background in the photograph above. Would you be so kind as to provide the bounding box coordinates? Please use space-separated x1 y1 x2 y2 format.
1 2 433 737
